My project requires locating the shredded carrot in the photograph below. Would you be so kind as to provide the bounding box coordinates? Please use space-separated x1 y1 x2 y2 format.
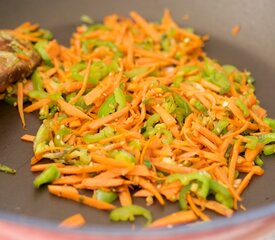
17 82 25 128
7 10 273 228
59 213 86 228
21 134 35 142
148 210 198 228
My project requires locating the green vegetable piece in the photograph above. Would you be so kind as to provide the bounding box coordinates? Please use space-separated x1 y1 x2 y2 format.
129 140 142 151
263 117 275 129
163 96 176 113
109 150 136 164
33 165 60 188
0 164 16 174
39 28 53 40
34 122 51 154
81 14 94 24
263 144 275 156
95 189 118 203
83 127 115 144
245 136 258 150
190 99 207 113
179 185 191 210
144 113 160 129
209 179 233 209
143 159 152 169
98 94 117 118
160 34 171 52
4 95 17 106
84 39 122 57
34 41 53 67
254 156 264 167
174 94 192 117
258 133 275 145
54 125 71 147
28 70 49 99
212 119 229 136
83 24 109 36
124 67 148 79
114 87 127 110
223 65 238 74
203 59 230 94
109 205 152 226
167 172 211 198
235 99 249 118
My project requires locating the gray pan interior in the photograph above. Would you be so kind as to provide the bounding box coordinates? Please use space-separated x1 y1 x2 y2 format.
0 0 275 230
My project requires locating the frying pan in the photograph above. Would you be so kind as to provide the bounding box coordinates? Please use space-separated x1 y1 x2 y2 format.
1 0 275 239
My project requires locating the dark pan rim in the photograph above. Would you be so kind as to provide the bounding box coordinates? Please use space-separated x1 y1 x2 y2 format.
1 202 275 236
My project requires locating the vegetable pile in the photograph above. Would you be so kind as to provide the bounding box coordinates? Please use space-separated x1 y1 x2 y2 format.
2 10 275 228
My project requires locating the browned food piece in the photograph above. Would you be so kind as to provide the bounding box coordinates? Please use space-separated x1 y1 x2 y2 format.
0 31 41 92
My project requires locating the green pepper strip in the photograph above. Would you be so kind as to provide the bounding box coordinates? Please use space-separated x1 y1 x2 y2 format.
95 189 118 203
190 99 207 113
53 125 71 147
245 136 258 150
34 41 53 67
144 113 161 129
212 119 229 136
203 60 230 94
109 204 152 226
179 184 191 210
167 173 210 198
263 117 275 129
174 94 192 117
109 150 136 165
83 127 115 144
28 70 49 99
33 122 51 154
98 94 117 118
33 165 60 188
258 133 275 145
255 156 264 166
209 179 233 209
84 39 123 58
114 87 127 110
235 99 249 118
0 164 16 174
83 24 109 36
263 144 275 156
124 67 148 79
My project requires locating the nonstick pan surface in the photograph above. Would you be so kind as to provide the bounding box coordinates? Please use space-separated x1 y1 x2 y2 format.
1 0 275 239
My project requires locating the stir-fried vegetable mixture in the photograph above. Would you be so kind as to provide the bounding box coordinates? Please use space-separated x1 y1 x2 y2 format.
3 10 275 228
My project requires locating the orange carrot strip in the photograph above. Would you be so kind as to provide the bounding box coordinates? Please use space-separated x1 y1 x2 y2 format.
24 99 51 113
88 104 130 130
148 210 198 228
53 175 85 185
17 82 25 128
130 11 160 41
48 185 115 210
192 198 233 218
186 194 210 221
133 189 154 197
90 154 134 169
152 161 196 174
244 143 264 162
237 166 264 195
194 124 222 146
132 176 165 205
81 177 124 189
58 165 107 175
57 99 92 120
59 213 86 228
118 185 132 206
70 58 92 105
228 138 241 185
21 134 35 142
31 163 65 172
